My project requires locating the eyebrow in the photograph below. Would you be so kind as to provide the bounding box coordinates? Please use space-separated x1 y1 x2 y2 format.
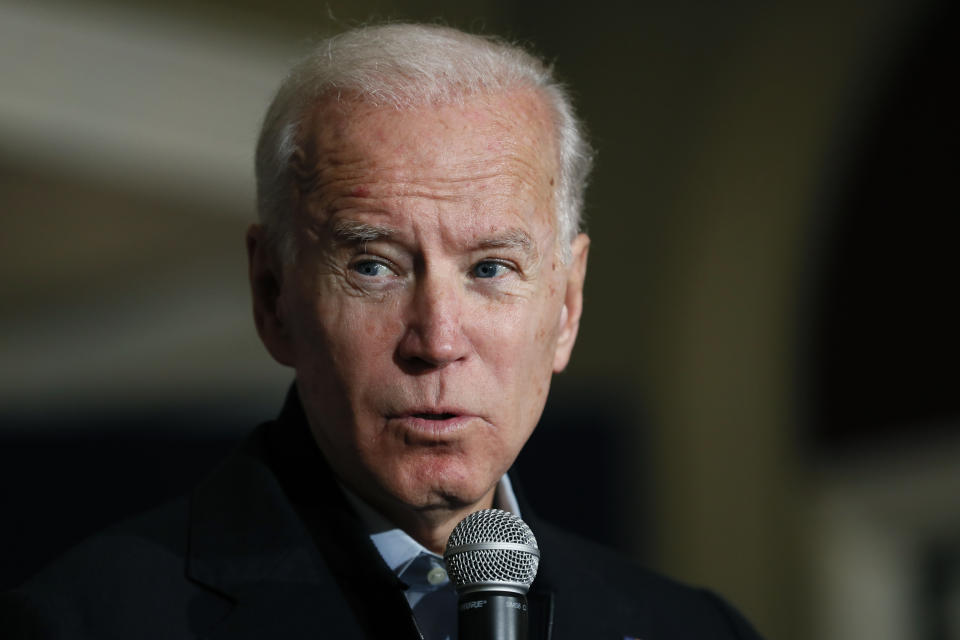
330 219 538 258
477 228 536 255
330 220 396 244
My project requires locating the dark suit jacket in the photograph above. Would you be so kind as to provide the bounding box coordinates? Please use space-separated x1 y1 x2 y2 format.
1 391 762 639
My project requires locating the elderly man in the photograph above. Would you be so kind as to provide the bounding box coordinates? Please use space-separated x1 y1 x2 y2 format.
1 24 761 639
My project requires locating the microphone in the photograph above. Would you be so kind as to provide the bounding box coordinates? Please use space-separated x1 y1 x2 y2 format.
443 509 540 640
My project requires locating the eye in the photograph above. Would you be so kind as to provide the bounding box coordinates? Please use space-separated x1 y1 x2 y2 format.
472 260 511 279
352 260 394 277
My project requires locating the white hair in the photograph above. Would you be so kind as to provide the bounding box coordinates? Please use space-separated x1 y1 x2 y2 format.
255 23 593 262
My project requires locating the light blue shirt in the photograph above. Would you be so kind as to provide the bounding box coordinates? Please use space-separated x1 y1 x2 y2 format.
342 477 522 640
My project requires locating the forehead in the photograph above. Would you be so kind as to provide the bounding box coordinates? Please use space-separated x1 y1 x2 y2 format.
297 90 560 228
308 88 557 163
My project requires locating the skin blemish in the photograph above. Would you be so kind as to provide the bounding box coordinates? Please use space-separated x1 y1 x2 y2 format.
549 177 555 186
351 186 370 198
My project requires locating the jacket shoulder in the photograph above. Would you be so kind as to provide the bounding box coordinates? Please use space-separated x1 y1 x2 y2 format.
533 520 763 639
0 498 228 639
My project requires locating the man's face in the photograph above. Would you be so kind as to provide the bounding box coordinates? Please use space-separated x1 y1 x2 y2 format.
251 90 588 519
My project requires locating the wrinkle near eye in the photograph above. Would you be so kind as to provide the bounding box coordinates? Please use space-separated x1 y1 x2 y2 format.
313 254 389 300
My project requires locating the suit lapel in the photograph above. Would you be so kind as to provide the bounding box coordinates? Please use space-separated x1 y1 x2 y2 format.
200 570 364 640
264 390 423 639
185 422 367 639
186 390 421 639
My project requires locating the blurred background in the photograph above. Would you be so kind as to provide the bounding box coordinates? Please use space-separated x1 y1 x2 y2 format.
1 0 958 638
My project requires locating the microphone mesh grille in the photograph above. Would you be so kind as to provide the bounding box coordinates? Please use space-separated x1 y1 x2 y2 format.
444 508 539 590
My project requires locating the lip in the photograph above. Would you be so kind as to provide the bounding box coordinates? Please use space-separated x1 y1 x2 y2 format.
387 408 477 438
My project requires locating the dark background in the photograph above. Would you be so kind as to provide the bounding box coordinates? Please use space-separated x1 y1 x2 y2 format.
2 1 957 638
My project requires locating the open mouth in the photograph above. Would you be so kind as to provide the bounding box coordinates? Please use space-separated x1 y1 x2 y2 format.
413 412 458 420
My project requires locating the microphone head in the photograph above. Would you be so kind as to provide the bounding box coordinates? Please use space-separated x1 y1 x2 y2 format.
443 508 540 595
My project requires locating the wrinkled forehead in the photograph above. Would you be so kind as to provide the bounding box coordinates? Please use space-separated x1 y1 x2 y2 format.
294 89 561 211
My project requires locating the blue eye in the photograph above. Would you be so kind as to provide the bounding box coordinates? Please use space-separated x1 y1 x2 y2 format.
353 261 392 277
472 261 509 279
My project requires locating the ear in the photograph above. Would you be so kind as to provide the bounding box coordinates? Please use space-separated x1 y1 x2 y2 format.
553 233 590 372
247 224 296 367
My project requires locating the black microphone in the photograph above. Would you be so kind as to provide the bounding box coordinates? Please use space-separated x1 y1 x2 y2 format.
443 509 540 640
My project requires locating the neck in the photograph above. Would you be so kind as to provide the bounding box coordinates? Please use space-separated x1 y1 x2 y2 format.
394 494 497 555
345 484 498 555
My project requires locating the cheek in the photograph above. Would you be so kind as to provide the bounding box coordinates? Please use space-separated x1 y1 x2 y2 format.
288 285 401 377
529 274 566 352
474 293 562 394
323 301 403 370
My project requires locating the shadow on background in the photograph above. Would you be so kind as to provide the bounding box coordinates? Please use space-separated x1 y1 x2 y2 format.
803 0 959 453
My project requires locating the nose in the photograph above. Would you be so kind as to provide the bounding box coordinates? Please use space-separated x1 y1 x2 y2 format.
396 270 471 371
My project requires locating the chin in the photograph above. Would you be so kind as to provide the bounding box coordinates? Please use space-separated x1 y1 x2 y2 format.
390 456 499 512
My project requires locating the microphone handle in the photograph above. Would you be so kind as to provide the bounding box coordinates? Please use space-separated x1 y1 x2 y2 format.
457 591 528 640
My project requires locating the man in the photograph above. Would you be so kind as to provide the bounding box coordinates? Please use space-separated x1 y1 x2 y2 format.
1 24 761 639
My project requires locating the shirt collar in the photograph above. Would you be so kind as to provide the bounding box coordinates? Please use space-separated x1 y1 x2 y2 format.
340 475 522 576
